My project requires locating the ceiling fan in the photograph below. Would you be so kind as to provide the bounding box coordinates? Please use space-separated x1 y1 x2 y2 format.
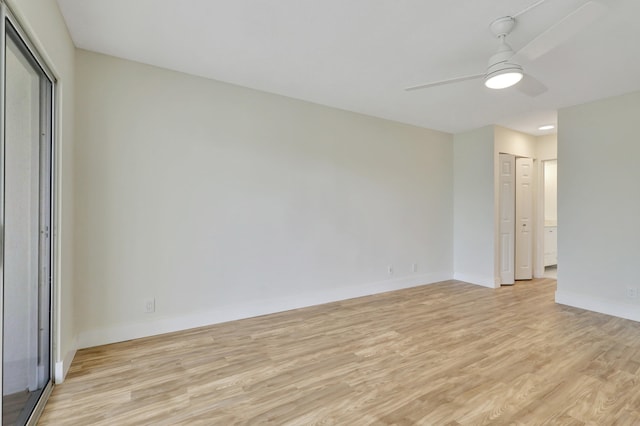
405 0 607 96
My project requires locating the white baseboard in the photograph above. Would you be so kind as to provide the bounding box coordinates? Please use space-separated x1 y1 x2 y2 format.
54 344 77 384
453 273 498 288
555 289 640 323
78 272 453 348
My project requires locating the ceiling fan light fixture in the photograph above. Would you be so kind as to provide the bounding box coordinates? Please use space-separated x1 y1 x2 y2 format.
484 64 524 89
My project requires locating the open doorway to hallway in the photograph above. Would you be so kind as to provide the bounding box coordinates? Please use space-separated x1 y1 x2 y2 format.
543 159 557 279
495 128 557 287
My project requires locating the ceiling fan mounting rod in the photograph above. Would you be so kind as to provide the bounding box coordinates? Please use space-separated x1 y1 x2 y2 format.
490 16 516 38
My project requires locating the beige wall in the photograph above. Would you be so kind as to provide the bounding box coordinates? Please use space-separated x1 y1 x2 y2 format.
5 0 77 382
74 50 454 347
453 126 496 287
556 91 640 320
494 125 537 159
537 133 557 161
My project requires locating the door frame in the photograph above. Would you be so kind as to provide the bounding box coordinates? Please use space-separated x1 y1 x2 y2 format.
498 153 515 285
534 159 544 278
534 159 558 278
0 2 57 424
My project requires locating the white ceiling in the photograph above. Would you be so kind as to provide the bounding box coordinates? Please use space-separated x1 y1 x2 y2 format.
56 0 640 136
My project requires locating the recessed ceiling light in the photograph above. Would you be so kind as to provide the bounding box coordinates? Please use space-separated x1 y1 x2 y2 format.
538 125 555 131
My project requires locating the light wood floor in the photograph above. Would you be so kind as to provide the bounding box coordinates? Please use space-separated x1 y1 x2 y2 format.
39 279 640 425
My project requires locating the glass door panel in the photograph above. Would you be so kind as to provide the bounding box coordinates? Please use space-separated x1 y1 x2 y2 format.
2 19 53 426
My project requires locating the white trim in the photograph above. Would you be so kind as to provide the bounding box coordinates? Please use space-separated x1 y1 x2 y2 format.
534 159 546 278
0 7 7 420
453 273 498 288
4 0 61 81
78 272 453 348
54 340 77 383
555 290 640 323
3 2 55 82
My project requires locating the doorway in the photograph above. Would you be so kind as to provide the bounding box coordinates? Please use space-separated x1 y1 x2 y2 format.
498 153 534 285
1 6 55 425
543 160 558 278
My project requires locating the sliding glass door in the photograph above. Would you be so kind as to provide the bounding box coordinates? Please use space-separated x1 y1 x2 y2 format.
1 6 55 426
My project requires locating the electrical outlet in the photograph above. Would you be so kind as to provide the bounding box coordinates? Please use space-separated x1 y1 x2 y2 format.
625 287 638 300
388 265 394 276
412 263 418 273
144 298 155 313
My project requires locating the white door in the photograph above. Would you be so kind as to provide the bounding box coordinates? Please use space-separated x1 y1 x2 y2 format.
498 154 515 285
515 157 533 280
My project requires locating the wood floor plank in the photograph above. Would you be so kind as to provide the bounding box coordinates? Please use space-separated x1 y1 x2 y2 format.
39 279 640 425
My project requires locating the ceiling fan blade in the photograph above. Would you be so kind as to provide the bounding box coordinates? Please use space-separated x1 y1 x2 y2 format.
516 74 548 97
405 73 484 91
513 0 548 19
515 0 607 62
